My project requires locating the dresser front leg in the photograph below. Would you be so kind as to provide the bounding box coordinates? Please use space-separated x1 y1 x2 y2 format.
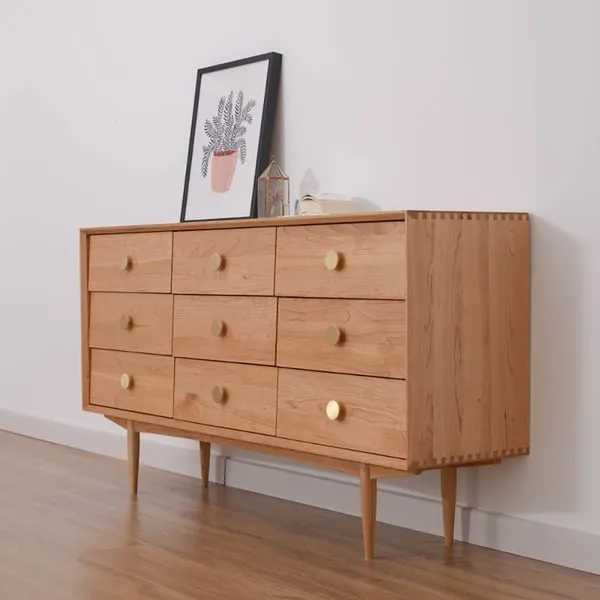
359 464 377 559
127 420 140 495
199 441 211 487
441 466 457 546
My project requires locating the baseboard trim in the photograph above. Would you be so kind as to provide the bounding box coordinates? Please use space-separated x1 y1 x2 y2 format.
0 408 224 484
1 409 597 575
222 450 600 575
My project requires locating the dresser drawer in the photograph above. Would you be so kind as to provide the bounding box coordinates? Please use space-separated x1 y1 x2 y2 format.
275 221 406 299
277 369 407 457
89 349 174 417
172 228 276 295
174 359 277 435
89 292 173 355
173 295 276 365
88 232 172 292
277 298 406 379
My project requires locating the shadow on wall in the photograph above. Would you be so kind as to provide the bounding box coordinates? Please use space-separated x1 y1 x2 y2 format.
388 216 584 541
269 78 381 213
269 73 285 176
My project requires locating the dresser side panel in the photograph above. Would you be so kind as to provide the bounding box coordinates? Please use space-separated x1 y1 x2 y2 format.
80 231 91 409
489 215 531 454
406 211 530 470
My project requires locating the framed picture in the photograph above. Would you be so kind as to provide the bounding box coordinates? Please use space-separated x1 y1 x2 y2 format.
180 51 282 222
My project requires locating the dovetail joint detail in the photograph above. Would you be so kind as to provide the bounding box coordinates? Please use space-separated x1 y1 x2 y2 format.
408 447 530 471
409 211 529 222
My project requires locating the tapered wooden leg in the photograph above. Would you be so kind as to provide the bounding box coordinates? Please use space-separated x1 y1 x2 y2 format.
127 420 140 495
441 466 457 547
199 441 211 488
360 464 377 560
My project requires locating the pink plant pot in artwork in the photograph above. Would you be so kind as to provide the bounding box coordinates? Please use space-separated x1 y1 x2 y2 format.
211 150 238 193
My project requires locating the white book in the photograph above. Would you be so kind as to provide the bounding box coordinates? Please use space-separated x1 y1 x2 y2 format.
295 193 367 216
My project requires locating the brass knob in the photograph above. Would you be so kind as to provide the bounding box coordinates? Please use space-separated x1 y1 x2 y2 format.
326 400 341 421
119 314 133 330
325 249 343 271
210 319 225 337
212 385 226 404
119 255 132 271
209 252 225 271
325 325 343 346
120 373 133 390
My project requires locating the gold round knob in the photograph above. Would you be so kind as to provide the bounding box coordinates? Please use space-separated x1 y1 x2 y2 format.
209 252 225 271
325 249 343 271
119 314 133 330
212 385 226 404
119 255 132 271
120 373 133 390
325 325 343 346
210 319 225 337
326 400 341 421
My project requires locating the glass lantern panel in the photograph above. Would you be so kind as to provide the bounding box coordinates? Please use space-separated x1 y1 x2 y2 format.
267 180 285 217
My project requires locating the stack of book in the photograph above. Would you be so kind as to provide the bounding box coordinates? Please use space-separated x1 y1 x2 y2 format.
294 193 367 216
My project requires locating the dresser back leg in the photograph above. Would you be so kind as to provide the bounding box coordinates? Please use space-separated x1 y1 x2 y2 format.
359 464 377 559
199 441 211 487
441 467 457 546
127 420 140 495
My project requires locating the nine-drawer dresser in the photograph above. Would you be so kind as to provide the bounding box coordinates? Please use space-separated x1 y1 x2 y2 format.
80 209 531 559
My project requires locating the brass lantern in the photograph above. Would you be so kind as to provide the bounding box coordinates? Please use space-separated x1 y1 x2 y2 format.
257 155 290 218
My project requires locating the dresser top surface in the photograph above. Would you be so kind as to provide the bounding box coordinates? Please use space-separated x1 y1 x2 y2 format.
80 209 530 236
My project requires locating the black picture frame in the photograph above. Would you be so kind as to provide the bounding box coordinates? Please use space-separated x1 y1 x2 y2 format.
179 51 282 222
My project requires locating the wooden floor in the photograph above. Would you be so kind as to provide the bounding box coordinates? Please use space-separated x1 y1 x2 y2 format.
0 431 598 600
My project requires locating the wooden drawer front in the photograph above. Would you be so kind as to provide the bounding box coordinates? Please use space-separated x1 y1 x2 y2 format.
275 221 406 299
90 349 174 417
277 298 406 379
173 295 276 365
174 359 277 435
89 292 173 355
172 228 276 295
277 369 407 457
88 233 172 292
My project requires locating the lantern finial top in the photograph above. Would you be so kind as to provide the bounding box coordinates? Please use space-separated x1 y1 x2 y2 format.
259 154 288 180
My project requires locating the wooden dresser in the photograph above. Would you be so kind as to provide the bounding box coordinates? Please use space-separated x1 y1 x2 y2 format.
79 210 531 559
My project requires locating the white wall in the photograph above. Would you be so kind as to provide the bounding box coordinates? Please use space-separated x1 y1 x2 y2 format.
1 0 600 573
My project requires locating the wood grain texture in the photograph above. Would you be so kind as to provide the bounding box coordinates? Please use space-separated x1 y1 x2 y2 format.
406 211 530 469
172 227 276 295
277 368 407 458
441 466 457 547
174 359 277 435
275 221 407 299
90 349 174 417
81 210 408 234
277 297 407 378
86 403 409 470
489 216 531 452
108 417 414 479
360 464 377 560
89 292 173 355
127 420 140 494
173 295 276 366
80 231 90 409
6 431 596 600
199 441 210 487
88 232 172 292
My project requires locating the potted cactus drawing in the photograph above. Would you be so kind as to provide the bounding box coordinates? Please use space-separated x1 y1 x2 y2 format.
201 90 256 193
